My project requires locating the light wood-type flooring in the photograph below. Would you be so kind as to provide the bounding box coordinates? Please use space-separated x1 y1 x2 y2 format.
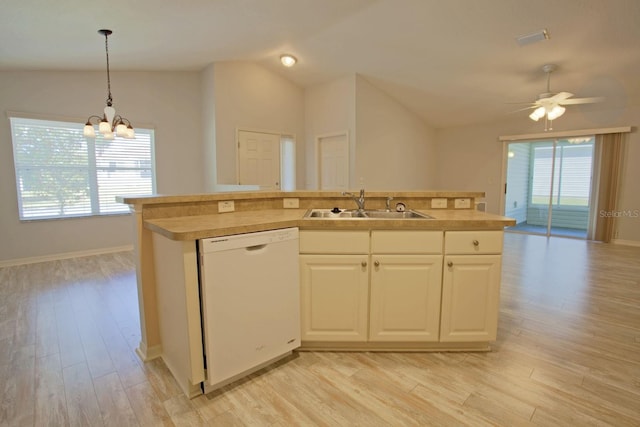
1 233 640 426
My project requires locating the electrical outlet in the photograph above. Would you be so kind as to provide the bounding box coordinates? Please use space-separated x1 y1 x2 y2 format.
218 200 235 213
454 198 471 209
283 198 299 208
431 198 448 209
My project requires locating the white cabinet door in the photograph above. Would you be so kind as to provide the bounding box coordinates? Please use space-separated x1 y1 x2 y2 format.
299 254 369 342
369 255 443 342
440 255 502 342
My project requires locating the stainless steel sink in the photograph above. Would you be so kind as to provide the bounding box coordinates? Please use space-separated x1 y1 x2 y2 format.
304 209 433 219
306 210 367 218
364 210 432 219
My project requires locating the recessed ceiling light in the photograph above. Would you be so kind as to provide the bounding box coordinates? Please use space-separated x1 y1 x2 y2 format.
516 29 550 46
280 54 297 67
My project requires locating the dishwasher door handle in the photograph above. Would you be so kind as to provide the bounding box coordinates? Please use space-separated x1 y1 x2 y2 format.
245 243 268 252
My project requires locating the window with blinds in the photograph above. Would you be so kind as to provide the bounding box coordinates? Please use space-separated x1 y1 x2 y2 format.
530 139 594 207
10 116 155 220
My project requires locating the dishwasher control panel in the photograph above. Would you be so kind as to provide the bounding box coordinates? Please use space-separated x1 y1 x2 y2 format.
200 228 299 252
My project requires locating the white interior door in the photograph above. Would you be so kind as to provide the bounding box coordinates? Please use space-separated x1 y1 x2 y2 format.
318 133 349 190
238 130 281 190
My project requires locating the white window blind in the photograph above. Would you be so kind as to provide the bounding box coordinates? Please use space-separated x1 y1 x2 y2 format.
530 139 594 207
10 117 155 220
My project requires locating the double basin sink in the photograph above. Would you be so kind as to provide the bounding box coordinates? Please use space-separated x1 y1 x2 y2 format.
304 209 433 220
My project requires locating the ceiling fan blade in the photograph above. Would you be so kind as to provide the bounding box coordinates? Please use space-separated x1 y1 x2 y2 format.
559 96 604 105
505 103 537 108
508 105 537 113
548 91 574 102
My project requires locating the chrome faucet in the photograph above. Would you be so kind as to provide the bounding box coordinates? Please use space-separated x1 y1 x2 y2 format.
342 189 366 211
385 196 394 212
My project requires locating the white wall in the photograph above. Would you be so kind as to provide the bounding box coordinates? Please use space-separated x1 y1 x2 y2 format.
355 75 437 190
201 64 217 192
0 70 203 262
212 62 305 187
304 75 356 189
434 121 511 215
435 107 640 243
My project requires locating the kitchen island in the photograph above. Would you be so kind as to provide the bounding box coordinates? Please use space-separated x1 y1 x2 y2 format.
118 190 515 397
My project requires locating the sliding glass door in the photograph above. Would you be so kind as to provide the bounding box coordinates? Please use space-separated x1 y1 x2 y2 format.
504 137 595 238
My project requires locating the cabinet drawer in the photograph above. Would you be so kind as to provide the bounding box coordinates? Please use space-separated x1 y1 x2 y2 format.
371 231 443 254
445 231 503 254
300 231 369 254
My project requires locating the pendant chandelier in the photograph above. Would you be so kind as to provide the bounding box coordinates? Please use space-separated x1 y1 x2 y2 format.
83 29 135 140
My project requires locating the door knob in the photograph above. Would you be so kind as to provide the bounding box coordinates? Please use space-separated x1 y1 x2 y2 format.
374 260 380 267
361 261 367 267
447 261 453 267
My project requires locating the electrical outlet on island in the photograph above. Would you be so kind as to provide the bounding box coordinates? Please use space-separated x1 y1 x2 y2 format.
431 198 448 209
283 198 299 208
454 198 471 209
218 200 235 213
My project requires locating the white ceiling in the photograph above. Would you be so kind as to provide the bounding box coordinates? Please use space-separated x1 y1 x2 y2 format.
2 0 639 128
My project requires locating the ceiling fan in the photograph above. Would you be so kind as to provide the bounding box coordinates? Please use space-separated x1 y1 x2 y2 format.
518 64 603 129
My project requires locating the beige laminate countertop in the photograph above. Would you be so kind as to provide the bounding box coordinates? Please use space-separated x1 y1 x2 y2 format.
119 190 486 206
145 209 516 241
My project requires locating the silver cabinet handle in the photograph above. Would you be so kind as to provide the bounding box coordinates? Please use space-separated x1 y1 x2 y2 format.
374 260 380 267
473 239 479 246
447 261 453 267
361 261 367 267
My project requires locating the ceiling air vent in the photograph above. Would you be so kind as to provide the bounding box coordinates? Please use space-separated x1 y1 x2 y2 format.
516 29 550 46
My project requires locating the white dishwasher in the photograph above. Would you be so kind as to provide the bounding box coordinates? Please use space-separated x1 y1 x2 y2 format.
198 227 300 391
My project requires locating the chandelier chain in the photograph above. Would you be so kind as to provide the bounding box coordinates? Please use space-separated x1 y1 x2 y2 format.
104 32 112 107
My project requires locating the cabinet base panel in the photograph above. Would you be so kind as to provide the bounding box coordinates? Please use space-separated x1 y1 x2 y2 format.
299 341 491 352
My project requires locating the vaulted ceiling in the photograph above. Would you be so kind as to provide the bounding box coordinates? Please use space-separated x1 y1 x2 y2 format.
2 0 639 128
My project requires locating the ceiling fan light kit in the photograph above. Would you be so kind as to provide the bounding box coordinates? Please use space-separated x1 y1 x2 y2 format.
547 105 566 120
529 106 545 121
529 104 565 122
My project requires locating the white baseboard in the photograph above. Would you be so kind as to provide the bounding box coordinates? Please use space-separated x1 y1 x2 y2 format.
611 239 640 247
135 342 162 362
0 245 134 268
